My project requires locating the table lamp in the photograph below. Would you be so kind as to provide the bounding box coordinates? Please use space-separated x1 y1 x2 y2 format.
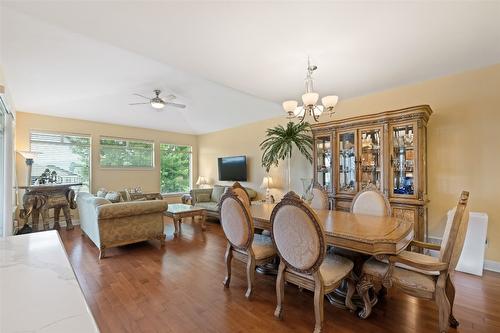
17 151 41 186
196 176 208 189
260 176 274 203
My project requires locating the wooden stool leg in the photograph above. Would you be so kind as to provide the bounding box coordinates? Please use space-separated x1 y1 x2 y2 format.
62 205 74 230
53 207 61 230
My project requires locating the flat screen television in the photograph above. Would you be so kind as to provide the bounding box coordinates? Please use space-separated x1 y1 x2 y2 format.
218 156 247 181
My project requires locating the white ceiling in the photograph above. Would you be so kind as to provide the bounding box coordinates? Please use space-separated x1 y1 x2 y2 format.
2 1 500 134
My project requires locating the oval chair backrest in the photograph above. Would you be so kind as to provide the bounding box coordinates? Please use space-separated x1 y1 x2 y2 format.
439 191 470 271
310 183 329 210
232 181 251 207
219 188 253 249
270 191 326 274
351 189 391 217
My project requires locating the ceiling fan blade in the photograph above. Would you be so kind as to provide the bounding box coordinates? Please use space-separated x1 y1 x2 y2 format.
164 94 176 101
166 102 186 109
133 93 152 100
128 102 150 105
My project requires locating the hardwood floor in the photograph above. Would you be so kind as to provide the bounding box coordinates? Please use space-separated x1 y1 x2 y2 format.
59 217 500 333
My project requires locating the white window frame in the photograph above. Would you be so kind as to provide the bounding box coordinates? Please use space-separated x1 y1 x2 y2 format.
99 136 155 169
159 143 192 195
29 130 92 192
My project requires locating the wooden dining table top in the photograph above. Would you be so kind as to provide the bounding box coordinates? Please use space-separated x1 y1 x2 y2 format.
250 203 414 256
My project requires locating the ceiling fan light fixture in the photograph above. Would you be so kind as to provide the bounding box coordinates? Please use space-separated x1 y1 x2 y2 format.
150 100 165 109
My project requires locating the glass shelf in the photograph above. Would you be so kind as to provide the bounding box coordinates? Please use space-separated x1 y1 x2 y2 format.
359 128 382 190
338 132 356 192
315 135 332 191
392 125 415 195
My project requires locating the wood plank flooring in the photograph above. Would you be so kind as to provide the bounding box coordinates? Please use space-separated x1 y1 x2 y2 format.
59 217 500 333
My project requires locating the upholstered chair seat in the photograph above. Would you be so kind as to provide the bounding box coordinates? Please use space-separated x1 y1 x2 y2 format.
358 191 470 332
235 233 275 260
271 192 355 333
220 187 276 298
363 257 437 293
295 253 353 287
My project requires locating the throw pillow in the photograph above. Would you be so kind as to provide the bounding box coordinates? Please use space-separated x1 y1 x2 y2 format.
96 189 108 198
211 186 226 203
197 193 211 202
105 191 123 203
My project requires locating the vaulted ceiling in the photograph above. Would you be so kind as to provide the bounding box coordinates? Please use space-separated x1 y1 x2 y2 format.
2 1 500 134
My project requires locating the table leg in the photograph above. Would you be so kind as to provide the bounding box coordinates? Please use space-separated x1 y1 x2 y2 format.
201 212 207 231
173 216 180 236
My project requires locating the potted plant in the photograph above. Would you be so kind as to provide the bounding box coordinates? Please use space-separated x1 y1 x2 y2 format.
260 121 313 191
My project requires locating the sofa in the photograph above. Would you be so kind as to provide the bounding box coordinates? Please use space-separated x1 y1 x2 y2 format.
77 192 169 259
190 184 257 219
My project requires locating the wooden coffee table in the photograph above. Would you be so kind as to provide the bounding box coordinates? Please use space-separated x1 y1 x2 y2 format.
164 204 206 235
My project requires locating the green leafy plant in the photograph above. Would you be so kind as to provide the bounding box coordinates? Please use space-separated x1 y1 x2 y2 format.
260 121 313 189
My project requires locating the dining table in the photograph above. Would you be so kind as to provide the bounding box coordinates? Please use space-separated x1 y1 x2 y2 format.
249 202 414 317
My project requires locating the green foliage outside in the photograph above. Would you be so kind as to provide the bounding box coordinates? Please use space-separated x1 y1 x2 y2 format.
160 144 192 193
100 138 154 168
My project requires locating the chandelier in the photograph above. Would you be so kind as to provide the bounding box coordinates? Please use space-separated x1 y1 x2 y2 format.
282 58 339 122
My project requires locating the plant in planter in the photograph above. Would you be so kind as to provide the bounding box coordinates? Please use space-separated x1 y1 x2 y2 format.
260 121 313 191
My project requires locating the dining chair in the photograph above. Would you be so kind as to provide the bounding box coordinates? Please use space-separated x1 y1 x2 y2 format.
350 186 391 217
310 182 329 210
271 191 356 333
232 181 251 207
219 188 276 298
358 191 470 332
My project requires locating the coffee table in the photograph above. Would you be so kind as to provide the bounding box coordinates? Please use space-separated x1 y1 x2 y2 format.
164 204 206 235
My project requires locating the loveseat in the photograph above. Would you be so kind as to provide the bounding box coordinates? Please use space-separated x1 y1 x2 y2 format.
77 192 169 259
190 184 257 219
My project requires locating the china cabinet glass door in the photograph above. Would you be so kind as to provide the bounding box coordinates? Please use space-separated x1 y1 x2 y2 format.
391 123 416 196
338 131 357 193
359 127 382 191
314 135 332 191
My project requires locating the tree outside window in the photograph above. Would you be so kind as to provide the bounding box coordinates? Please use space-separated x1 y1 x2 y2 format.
160 144 192 193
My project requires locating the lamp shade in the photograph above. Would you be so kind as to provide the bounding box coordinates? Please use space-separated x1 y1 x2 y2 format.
302 92 319 106
196 176 207 185
321 95 339 109
282 100 298 113
260 176 274 189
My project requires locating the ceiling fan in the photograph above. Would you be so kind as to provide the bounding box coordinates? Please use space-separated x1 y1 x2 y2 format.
129 89 186 110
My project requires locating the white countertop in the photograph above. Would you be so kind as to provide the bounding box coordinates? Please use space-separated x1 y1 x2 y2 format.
0 231 99 333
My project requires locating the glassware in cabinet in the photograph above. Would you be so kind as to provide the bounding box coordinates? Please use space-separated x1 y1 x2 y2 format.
314 135 332 191
391 124 416 196
338 131 357 193
359 127 382 190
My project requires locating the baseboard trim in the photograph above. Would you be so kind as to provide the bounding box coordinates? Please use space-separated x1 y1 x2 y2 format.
484 260 500 273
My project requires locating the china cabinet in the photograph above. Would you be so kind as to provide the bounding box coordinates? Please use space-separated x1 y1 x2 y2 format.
311 105 432 242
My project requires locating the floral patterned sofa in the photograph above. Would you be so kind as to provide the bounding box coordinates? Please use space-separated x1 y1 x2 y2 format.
77 192 168 259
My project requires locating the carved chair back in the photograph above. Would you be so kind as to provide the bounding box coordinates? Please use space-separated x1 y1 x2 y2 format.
351 187 391 217
439 191 470 271
232 181 251 207
270 191 326 274
310 182 329 210
219 188 254 250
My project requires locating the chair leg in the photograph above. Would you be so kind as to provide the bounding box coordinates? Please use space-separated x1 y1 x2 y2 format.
223 243 232 288
274 261 286 320
245 250 256 299
446 276 459 328
313 272 325 333
345 273 357 312
436 285 451 333
99 246 106 260
357 275 374 319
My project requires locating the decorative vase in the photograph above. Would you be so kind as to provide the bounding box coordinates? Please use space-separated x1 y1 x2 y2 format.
301 178 314 203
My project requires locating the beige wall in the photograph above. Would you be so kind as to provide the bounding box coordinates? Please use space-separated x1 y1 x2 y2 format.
198 63 500 262
15 112 198 197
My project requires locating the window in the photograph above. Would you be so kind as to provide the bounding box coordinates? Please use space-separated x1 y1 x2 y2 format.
100 137 154 168
160 144 192 194
30 131 91 192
